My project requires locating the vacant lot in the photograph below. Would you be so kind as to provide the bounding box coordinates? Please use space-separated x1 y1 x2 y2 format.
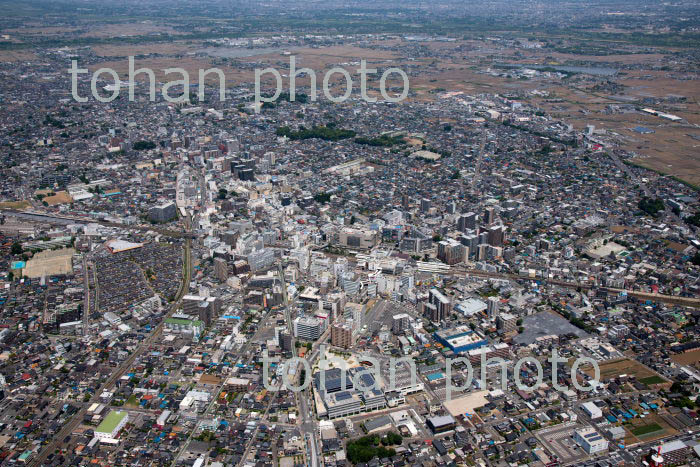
0 200 30 209
91 42 196 58
671 349 700 367
583 358 669 386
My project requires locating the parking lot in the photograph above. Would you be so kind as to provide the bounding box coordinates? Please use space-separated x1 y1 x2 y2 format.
535 422 589 465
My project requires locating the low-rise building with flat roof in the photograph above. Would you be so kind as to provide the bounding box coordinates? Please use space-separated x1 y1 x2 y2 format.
95 410 129 441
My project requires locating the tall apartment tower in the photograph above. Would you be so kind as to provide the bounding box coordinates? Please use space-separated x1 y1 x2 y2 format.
457 212 477 232
487 296 500 319
487 225 505 247
420 198 432 213
483 207 495 225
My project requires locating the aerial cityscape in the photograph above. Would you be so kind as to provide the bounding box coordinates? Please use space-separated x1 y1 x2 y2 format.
0 0 699 466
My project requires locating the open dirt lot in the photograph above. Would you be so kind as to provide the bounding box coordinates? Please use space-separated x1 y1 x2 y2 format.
584 358 668 385
671 348 700 367
91 43 197 58
0 50 38 62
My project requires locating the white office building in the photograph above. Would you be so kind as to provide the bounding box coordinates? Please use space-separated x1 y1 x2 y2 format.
574 427 608 454
581 401 602 420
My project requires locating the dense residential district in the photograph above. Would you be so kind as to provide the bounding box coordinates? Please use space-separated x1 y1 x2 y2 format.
1 38 700 467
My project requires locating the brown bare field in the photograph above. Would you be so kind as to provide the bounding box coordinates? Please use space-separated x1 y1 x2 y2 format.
382 36 700 186
583 358 666 383
0 200 30 209
671 349 700 367
4 26 79 35
524 78 700 185
235 45 403 76
79 23 184 38
91 44 413 97
285 45 400 61
91 43 197 58
0 50 38 62
545 53 669 65
90 57 247 85
43 191 72 206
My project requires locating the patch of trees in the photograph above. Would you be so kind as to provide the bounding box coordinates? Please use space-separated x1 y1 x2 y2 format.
11 242 22 255
354 134 404 147
43 115 65 129
314 192 331 203
346 433 400 464
691 252 700 266
133 141 157 151
638 197 664 217
686 211 700 228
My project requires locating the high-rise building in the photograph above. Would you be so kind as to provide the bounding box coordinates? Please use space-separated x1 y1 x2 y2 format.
428 289 451 320
206 296 221 316
487 296 500 318
343 303 364 329
149 201 177 223
392 313 410 334
477 243 489 261
487 225 505 246
420 198 431 213
214 257 228 282
278 330 293 351
182 295 206 315
247 248 275 272
225 138 240 154
437 239 467 265
457 212 476 232
483 207 495 225
423 302 440 322
497 312 518 334
198 301 212 327
337 228 379 249
459 233 479 259
294 316 322 341
331 322 355 349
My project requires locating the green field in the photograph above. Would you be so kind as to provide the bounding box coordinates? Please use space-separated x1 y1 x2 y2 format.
638 376 665 386
632 423 663 436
